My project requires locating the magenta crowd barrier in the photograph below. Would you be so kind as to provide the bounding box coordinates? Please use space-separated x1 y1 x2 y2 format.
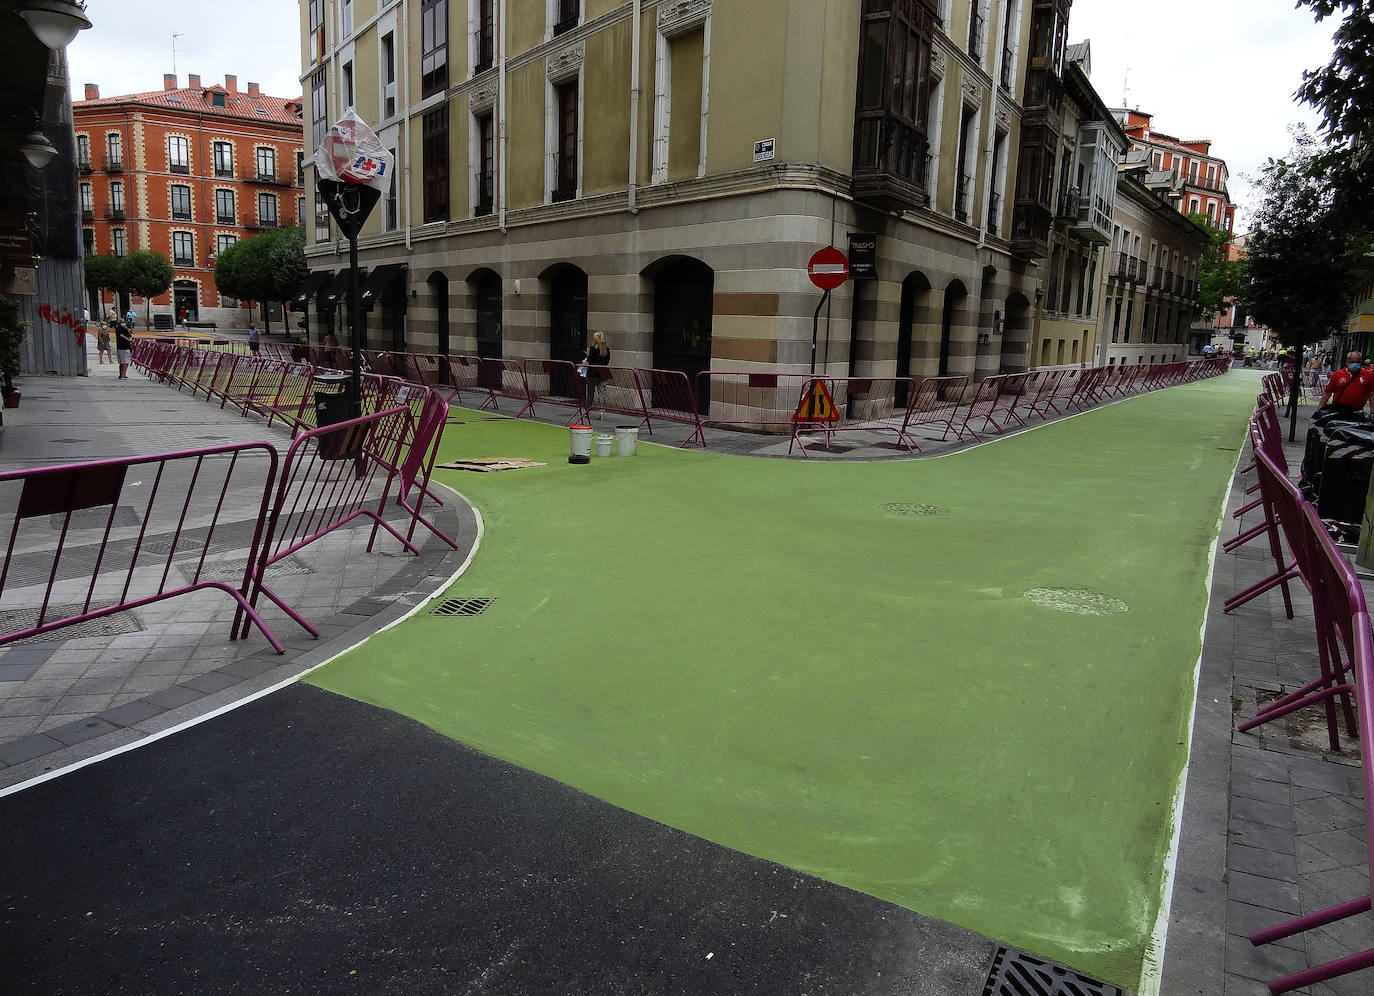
521 358 588 424
474 357 528 412
1222 411 1299 619
587 365 652 429
1225 397 1283 553
638 367 705 446
696 370 824 436
901 375 968 441
0 443 296 654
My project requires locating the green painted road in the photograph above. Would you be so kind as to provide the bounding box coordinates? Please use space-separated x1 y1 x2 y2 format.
310 370 1259 986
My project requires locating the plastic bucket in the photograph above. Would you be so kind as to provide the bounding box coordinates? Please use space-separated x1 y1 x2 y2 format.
570 425 592 457
594 434 614 457
614 426 638 457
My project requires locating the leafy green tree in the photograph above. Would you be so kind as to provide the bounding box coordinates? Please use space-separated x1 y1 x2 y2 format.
1296 1 1374 228
119 250 174 327
82 254 122 315
1242 130 1359 438
212 227 306 334
1184 213 1244 320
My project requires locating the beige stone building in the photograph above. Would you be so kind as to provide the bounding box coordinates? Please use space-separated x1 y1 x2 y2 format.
298 0 1081 393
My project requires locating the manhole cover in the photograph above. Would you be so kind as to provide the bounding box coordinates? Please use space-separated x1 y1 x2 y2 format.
1022 587 1128 615
431 597 494 617
141 537 209 557
194 555 311 583
49 505 141 531
982 946 1123 996
880 502 948 517
0 604 144 644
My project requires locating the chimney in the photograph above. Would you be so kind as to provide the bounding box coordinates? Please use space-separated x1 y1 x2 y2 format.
163 73 177 90
83 83 99 100
188 73 201 89
224 74 237 93
247 82 260 97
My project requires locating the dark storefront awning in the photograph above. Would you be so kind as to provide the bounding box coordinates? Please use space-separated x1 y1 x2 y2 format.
322 267 365 307
292 269 334 306
359 263 407 309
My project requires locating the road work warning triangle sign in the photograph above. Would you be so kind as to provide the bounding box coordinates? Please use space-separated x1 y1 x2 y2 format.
793 379 839 423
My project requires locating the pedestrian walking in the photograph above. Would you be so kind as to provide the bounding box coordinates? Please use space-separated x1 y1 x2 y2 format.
248 323 261 354
586 330 610 415
115 320 134 379
125 307 136 330
96 323 112 364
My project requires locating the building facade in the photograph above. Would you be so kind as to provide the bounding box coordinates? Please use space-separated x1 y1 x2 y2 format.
299 0 1087 389
73 75 306 326
1113 108 1234 235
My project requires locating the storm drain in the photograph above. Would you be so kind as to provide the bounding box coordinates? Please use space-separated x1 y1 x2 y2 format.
48 505 141 531
880 502 948 517
0 604 144 644
194 555 311 583
141 537 208 557
431 597 494 617
982 947 1123 996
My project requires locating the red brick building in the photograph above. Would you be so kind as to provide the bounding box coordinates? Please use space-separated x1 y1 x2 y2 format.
74 74 305 327
1112 108 1236 235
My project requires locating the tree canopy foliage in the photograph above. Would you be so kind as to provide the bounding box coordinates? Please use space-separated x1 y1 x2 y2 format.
213 227 307 333
120 250 175 325
82 254 121 298
1184 213 1244 319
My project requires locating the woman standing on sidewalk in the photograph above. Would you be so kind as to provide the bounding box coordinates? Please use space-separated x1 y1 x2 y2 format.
96 323 112 364
586 330 611 415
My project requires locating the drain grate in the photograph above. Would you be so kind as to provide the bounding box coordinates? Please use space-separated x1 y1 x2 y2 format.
982 947 1123 996
881 502 948 517
142 537 209 557
431 597 494 617
1022 587 1128 616
0 604 145 644
49 505 141 531
194 555 311 583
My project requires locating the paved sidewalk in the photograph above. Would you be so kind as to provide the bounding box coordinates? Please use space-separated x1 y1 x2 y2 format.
0 340 474 790
1162 399 1372 996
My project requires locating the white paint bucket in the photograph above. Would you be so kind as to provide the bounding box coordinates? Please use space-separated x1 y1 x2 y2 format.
594 434 613 457
614 426 638 456
570 425 592 457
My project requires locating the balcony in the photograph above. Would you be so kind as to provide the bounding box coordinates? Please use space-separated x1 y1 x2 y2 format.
473 170 494 217
1109 252 1132 281
255 169 287 186
473 25 494 73
104 204 125 221
214 164 234 179
102 156 122 172
172 254 194 268
80 207 94 223
78 157 92 174
1010 202 1051 260
955 172 973 224
550 149 577 202
246 214 279 231
171 209 191 222
852 116 930 213
1148 267 1163 291
169 163 190 175
216 212 235 225
1056 184 1080 221
1130 257 1145 285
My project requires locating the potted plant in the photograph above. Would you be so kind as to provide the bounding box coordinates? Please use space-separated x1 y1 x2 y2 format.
0 294 29 408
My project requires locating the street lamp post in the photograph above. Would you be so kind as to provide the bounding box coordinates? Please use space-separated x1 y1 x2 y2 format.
316 179 379 420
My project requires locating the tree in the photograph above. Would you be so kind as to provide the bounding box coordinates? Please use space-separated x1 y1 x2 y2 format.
83 254 122 315
1184 213 1244 320
1295 1 1374 229
1241 130 1359 439
119 250 174 326
212 227 306 335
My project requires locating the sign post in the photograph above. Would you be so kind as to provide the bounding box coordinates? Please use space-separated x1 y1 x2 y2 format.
807 246 848 375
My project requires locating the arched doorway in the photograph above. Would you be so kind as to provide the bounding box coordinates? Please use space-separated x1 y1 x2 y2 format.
468 268 502 389
896 271 932 407
1000 292 1032 373
649 256 713 413
544 263 588 363
428 271 450 357
939 279 967 376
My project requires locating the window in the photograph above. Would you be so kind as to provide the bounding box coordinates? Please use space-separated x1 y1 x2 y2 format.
382 32 397 115
341 0 353 36
552 80 578 201
311 68 327 148
79 182 93 214
216 233 237 255
384 148 398 229
296 151 305 185
108 181 124 217
211 91 226 108
258 193 278 228
213 141 233 177
172 231 194 267
215 188 235 224
256 147 277 182
967 0 985 62
852 3 933 199
475 0 494 73
1206 201 1217 226
475 113 494 215
82 228 95 255
112 228 126 257
422 107 449 223
309 0 326 61
315 197 331 243
553 0 579 36
1188 160 1198 184
1188 196 1199 214
170 184 192 221
420 0 449 97
298 196 306 225
343 61 354 109
105 132 122 169
168 135 189 173
77 134 91 170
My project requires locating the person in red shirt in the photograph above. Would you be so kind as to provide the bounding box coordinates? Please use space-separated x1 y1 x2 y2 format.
1319 352 1374 410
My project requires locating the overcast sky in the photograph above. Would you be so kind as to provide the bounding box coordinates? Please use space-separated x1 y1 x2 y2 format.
67 0 1339 230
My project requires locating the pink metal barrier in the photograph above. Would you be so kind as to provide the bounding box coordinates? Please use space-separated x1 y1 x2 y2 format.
0 443 296 653
476 358 529 413
697 370 823 436
639 367 705 446
902 375 968 441
584 365 651 429
521 358 587 424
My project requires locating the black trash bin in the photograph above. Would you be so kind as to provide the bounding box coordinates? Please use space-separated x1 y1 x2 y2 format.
313 373 359 461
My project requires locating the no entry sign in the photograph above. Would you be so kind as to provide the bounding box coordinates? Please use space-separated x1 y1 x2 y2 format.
807 246 849 291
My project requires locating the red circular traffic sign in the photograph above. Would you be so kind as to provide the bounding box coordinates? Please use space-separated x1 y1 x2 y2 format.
807 246 849 290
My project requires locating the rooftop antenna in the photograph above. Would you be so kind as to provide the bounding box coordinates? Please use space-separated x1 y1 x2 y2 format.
172 32 184 75
1121 67 1130 108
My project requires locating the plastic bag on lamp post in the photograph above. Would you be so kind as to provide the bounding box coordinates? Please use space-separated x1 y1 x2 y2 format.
313 109 394 192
